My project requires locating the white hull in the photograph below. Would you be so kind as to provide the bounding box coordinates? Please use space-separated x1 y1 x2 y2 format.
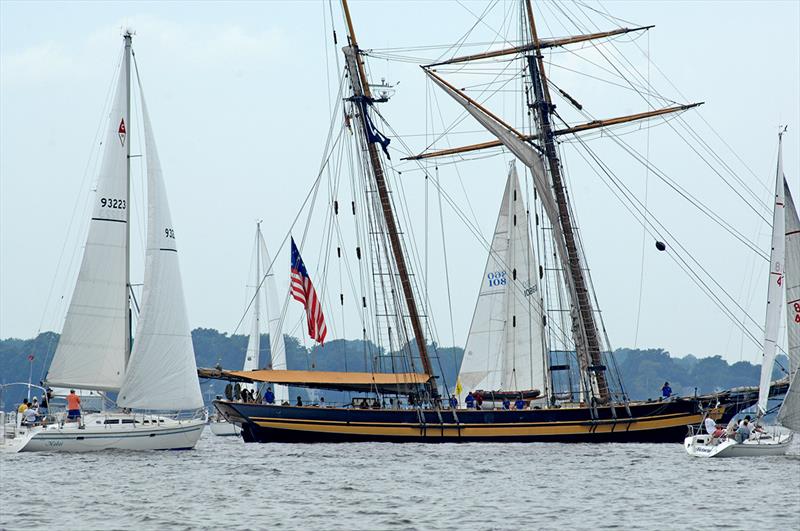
11 413 204 453
684 432 793 458
209 419 240 437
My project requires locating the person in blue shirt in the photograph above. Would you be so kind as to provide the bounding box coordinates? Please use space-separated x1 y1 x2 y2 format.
514 397 525 410
263 387 275 404
661 382 672 400
502 398 511 410
465 392 475 409
448 395 458 409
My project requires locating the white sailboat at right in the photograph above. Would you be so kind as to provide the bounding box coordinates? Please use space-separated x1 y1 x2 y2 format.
686 130 798 457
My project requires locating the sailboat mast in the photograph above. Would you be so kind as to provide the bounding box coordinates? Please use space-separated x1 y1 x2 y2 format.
340 0 438 397
523 0 609 401
123 30 133 369
254 221 262 363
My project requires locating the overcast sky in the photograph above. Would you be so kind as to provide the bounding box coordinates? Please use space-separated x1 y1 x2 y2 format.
1 1 798 364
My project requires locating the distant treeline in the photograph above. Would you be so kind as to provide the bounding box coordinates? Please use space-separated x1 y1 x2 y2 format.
0 329 787 409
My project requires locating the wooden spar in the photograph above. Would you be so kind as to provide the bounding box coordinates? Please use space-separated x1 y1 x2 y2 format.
340 0 439 397
525 0 609 401
423 68 532 143
403 103 703 161
427 26 654 67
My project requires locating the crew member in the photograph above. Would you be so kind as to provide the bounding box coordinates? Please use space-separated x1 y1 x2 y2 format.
465 392 475 409
263 387 275 404
66 389 82 422
661 382 672 400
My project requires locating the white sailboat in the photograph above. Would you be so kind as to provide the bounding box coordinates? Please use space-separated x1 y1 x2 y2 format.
209 221 287 436
456 162 548 407
685 130 796 457
9 31 205 453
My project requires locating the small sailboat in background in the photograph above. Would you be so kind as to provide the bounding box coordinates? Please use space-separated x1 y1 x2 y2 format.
209 221 287 436
457 161 546 408
5 30 205 453
685 129 798 457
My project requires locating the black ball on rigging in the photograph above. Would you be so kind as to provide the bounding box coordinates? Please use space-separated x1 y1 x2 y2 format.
655 241 667 252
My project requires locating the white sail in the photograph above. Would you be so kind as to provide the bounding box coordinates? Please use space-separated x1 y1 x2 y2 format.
778 367 800 432
785 178 800 378
242 226 263 378
424 71 571 289
117 94 202 411
757 136 787 416
458 163 546 402
47 65 129 392
259 233 289 403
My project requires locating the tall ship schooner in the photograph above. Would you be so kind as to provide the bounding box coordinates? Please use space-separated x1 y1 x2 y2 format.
210 0 751 443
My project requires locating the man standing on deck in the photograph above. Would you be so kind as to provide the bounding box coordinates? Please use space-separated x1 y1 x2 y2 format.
661 382 672 400
465 392 475 409
263 387 275 405
66 390 81 424
448 395 458 409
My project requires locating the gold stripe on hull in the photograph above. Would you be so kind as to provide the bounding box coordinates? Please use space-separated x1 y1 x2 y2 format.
252 412 706 438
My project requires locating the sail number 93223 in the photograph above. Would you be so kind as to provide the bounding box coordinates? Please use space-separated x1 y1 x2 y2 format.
100 198 126 209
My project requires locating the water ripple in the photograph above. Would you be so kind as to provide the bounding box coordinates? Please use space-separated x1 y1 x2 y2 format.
1 431 799 530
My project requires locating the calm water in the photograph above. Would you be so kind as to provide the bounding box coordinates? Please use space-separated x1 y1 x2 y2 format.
1 429 799 530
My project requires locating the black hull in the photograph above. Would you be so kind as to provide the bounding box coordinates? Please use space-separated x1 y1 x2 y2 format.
214 398 712 444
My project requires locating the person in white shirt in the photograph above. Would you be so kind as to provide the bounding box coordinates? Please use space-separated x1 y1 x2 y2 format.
23 406 38 426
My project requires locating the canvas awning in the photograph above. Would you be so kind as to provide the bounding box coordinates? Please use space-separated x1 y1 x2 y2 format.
197 367 431 394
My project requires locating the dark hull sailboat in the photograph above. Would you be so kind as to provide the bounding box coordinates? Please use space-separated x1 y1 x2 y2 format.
214 398 712 443
205 0 731 446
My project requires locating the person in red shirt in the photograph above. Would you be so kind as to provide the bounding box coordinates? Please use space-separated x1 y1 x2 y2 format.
66 390 81 422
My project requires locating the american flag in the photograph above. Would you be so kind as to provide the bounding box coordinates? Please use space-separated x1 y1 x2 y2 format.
290 238 327 345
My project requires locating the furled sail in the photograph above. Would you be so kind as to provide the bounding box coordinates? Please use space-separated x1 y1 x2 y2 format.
457 163 546 402
757 136 786 416
258 233 289 403
424 71 571 292
117 94 202 410
47 65 129 392
785 178 800 379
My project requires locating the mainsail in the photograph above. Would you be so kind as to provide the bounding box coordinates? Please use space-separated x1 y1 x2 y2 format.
259 233 289 403
242 226 263 377
242 223 288 403
777 371 800 432
457 163 546 402
757 135 786 416
785 178 800 378
117 94 202 410
46 65 129 392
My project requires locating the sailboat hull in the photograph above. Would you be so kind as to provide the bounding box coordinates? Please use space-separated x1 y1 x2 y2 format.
215 399 709 443
684 432 793 457
15 414 205 453
209 419 241 437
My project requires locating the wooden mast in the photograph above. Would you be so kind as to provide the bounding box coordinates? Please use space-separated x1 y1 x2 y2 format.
524 0 609 401
340 0 438 397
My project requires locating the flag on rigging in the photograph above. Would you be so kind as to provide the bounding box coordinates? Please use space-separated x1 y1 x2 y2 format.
290 237 327 345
